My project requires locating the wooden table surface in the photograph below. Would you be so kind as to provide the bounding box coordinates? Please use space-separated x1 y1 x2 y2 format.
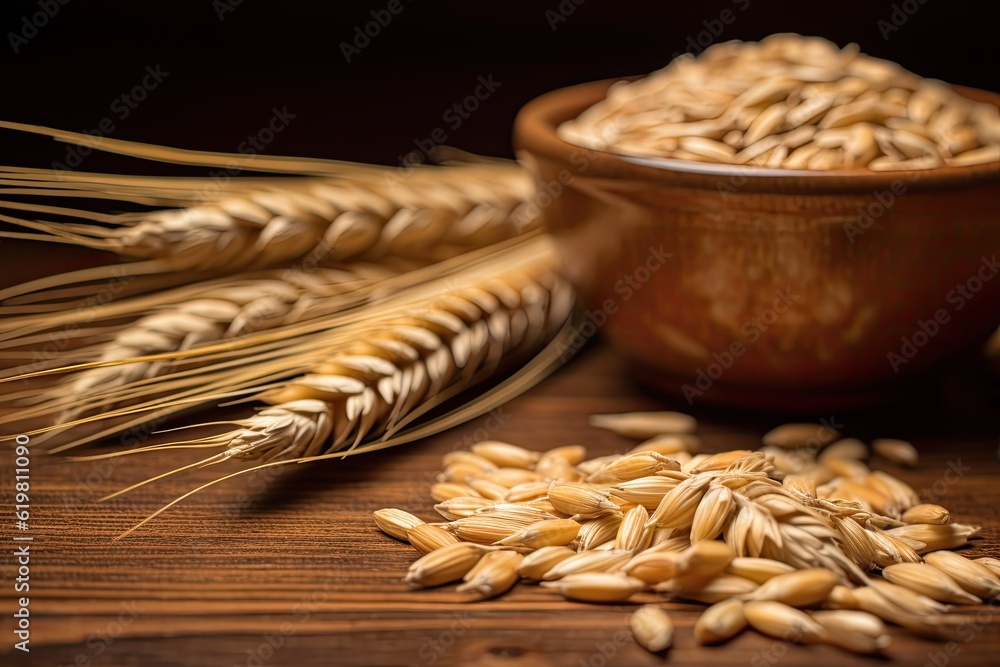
2 344 999 667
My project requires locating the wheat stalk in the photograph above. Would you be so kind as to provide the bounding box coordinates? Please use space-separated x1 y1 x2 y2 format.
132 254 569 462
2 165 533 265
1 233 556 446
0 122 536 306
0 265 390 387
0 169 536 306
246 273 567 453
73 242 572 537
2 235 570 444
18 264 410 425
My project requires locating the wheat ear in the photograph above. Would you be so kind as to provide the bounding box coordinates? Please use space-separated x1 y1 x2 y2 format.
43 265 409 420
248 273 569 454
2 235 567 450
0 125 535 305
97 252 572 535
3 233 542 433
127 247 571 461
0 171 535 306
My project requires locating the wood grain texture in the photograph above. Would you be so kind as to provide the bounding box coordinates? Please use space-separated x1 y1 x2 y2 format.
1 345 998 667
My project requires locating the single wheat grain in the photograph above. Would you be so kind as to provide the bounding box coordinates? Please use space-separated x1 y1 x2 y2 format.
872 438 919 466
404 542 493 587
588 411 697 438
694 598 747 645
542 572 645 602
456 550 523 598
630 605 674 653
407 524 462 554
901 503 950 525
881 563 981 604
373 508 425 541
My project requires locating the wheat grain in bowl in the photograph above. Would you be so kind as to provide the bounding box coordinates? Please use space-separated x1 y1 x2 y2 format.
557 34 1000 170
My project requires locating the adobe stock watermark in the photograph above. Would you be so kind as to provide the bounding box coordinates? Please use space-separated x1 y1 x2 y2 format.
453 407 512 450
842 172 919 244
749 621 809 667
576 618 631 667
51 65 171 175
773 419 841 458
877 0 930 41
668 0 752 60
717 163 759 201
401 407 512 509
544 0 587 31
220 464 289 524
234 579 343 667
404 469 445 510
62 417 166 511
56 601 144 667
682 287 800 404
408 612 472 667
557 245 672 361
921 595 1000 667
385 74 502 188
17 269 135 379
887 255 998 373
213 0 243 21
919 459 971 504
7 0 70 53
509 126 618 231
340 0 414 63
193 106 297 201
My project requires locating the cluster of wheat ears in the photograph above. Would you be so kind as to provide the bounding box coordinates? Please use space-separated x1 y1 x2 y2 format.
0 121 575 536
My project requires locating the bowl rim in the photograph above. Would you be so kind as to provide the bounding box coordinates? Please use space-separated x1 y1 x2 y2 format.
514 77 1000 194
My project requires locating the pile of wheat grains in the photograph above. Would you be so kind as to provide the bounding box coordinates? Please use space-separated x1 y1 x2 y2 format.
375 411 1000 656
558 34 1000 171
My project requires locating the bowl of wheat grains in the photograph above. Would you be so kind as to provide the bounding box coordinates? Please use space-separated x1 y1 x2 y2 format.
514 35 1000 409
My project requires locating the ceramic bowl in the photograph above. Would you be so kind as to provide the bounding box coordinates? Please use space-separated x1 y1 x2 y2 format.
514 78 1000 408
